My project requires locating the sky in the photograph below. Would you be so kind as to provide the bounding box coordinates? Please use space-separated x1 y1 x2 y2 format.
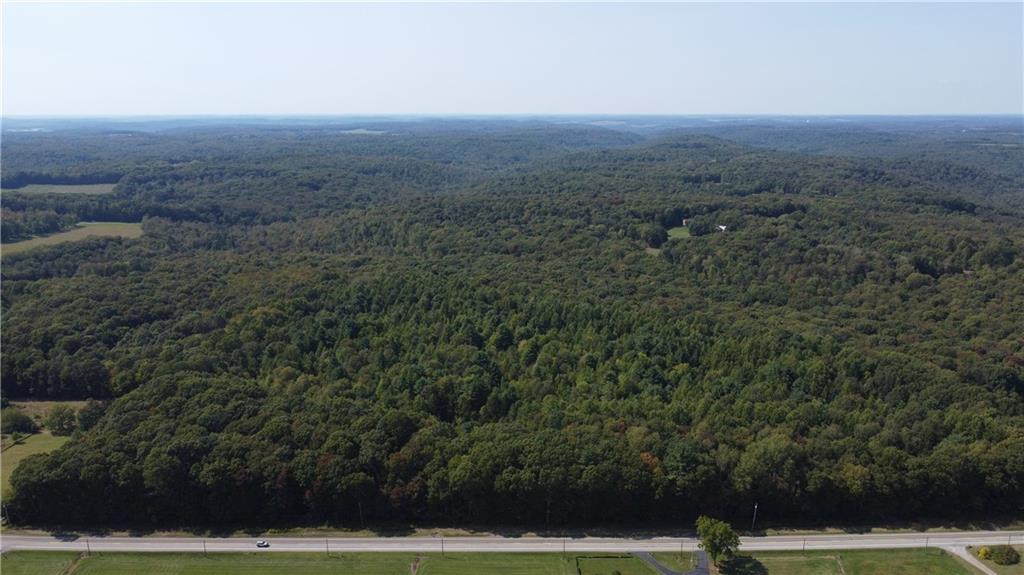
2 2 1022 116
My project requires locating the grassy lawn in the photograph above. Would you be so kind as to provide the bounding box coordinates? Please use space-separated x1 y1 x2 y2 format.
0 552 81 575
1 184 116 195
577 556 655 575
651 552 695 572
419 553 574 574
717 548 978 575
0 553 580 575
667 226 691 239
971 546 1024 574
0 549 987 575
2 222 142 255
1 432 71 499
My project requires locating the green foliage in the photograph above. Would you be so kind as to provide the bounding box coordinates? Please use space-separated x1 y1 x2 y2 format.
990 546 1021 565
1 408 38 434
1 119 1023 528
77 399 106 431
696 515 739 566
43 405 77 436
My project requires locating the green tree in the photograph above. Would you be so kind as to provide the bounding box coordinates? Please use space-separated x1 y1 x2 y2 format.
1 408 38 434
44 405 77 436
76 399 106 431
696 515 739 566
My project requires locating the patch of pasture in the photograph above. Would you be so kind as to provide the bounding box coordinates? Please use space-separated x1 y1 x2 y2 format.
1 184 116 195
2 222 142 256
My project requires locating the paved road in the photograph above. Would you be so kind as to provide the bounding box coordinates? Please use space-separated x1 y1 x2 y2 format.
1 530 1020 554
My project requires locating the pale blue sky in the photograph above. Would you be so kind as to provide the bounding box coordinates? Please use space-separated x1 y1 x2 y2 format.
3 2 1022 116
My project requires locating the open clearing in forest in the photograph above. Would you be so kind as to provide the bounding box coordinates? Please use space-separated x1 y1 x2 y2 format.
9 400 89 421
1 432 70 498
2 222 142 255
1 184 116 195
667 226 691 239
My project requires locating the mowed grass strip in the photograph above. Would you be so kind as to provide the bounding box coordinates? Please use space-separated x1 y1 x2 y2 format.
577 556 656 575
1 432 70 498
0 552 81 575
417 553 574 574
721 548 980 575
1 553 577 575
1 184 116 195
0 548 983 575
2 222 142 255
651 552 694 572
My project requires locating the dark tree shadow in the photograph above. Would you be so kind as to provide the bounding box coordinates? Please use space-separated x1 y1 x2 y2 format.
719 555 768 575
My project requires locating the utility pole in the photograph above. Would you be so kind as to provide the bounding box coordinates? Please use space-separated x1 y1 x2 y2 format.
441 535 445 558
203 539 207 557
562 538 566 557
326 537 329 557
86 538 91 556
751 502 759 532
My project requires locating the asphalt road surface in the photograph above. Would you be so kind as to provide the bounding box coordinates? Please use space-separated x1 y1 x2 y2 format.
1 530 1021 554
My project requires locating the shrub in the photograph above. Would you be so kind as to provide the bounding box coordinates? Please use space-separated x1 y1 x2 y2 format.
989 545 1020 565
1 408 38 434
978 546 991 559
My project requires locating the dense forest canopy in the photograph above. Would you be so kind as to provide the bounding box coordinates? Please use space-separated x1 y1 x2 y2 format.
1 117 1022 528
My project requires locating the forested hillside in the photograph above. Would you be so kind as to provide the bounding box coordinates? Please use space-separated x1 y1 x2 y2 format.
2 118 1022 528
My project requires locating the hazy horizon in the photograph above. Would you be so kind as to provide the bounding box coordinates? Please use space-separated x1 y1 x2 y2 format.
3 2 1022 117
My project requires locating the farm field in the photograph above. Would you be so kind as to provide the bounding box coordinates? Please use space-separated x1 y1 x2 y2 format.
1 183 116 194
719 548 979 575
2 222 142 255
1 432 70 498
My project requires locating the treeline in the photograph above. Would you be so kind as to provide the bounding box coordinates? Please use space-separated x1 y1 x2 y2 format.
10 274 1023 526
2 120 1022 527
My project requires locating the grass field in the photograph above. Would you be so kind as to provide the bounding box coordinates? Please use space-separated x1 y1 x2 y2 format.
667 226 691 239
0 552 80 575
1 432 70 499
0 549 988 575
717 548 979 575
577 556 656 575
651 552 694 571
0 553 582 575
971 546 1024 574
9 400 90 422
1 184 116 195
2 222 143 255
